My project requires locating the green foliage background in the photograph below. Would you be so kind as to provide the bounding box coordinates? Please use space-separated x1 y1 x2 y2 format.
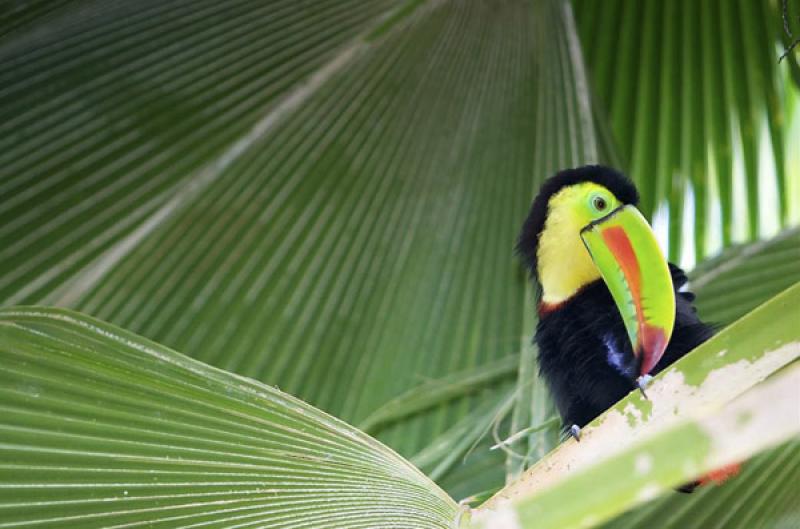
1 0 799 527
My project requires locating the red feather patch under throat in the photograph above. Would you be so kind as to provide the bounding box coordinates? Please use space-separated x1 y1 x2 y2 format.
698 462 742 486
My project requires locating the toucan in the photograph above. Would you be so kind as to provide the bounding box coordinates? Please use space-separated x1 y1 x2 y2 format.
517 165 737 491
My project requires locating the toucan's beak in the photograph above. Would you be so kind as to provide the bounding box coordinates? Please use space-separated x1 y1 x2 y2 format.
581 206 675 376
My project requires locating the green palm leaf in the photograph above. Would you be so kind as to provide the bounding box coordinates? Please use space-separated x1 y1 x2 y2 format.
691 227 800 323
574 0 800 264
3 0 577 471
0 307 457 528
1 0 799 526
470 282 800 529
0 282 797 528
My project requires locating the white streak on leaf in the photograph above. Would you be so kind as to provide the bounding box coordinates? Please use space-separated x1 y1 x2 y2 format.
473 505 521 529
481 342 800 505
636 484 661 502
635 454 653 475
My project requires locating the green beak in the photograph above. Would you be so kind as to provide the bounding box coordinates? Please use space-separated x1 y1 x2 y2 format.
580 205 675 376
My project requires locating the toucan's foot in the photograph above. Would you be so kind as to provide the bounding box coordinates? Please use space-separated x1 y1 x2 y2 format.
569 424 582 442
636 374 653 399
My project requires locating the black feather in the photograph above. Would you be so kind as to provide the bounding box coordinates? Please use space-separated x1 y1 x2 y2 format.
516 166 713 427
535 266 714 429
519 166 716 493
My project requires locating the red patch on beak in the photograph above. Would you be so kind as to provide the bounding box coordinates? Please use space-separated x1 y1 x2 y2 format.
638 324 668 375
600 226 668 375
600 226 642 298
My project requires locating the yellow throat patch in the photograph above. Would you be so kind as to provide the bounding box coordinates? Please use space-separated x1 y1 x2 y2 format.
537 182 620 304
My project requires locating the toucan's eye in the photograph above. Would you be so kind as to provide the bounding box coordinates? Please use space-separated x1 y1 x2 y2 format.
592 195 608 212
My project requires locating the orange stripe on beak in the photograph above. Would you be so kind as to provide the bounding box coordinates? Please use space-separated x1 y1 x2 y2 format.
601 226 669 375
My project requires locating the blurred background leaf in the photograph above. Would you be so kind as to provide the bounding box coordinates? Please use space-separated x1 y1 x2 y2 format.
690 226 800 323
574 0 800 266
1 0 798 520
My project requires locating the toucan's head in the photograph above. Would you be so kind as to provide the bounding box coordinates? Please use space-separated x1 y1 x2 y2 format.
518 166 675 376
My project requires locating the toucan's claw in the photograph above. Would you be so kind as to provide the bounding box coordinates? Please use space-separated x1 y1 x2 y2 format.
636 374 653 399
569 424 582 442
